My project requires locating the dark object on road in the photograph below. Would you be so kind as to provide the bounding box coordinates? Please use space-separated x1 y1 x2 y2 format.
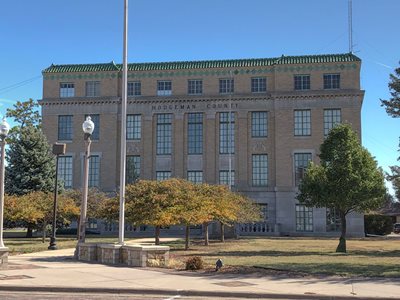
394 223 400 234
216 259 223 271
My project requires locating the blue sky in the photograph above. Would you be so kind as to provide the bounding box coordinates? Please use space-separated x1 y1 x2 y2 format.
0 0 399 191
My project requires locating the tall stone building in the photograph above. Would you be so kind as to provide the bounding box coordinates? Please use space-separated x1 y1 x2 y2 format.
39 53 365 236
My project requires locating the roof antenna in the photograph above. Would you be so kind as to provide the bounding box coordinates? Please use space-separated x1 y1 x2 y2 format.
348 0 353 53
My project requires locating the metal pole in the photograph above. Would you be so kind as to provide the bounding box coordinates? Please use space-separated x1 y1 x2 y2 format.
119 0 128 245
0 139 6 248
48 155 59 250
78 138 91 244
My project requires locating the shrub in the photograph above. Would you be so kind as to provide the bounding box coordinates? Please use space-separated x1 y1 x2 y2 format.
185 256 204 270
364 215 393 235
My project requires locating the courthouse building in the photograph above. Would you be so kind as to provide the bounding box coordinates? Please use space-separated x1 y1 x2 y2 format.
39 52 365 236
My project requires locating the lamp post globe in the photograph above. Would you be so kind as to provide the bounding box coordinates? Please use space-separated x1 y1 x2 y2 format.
0 118 10 139
82 116 95 136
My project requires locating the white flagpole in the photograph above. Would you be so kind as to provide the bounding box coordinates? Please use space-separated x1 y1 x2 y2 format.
119 0 128 245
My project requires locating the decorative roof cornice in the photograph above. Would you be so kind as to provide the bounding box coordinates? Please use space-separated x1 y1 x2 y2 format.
42 53 361 74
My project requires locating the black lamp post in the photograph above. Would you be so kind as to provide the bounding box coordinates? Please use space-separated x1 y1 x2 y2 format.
48 143 66 250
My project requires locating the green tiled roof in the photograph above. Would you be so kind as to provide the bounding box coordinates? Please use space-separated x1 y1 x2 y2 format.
43 53 360 73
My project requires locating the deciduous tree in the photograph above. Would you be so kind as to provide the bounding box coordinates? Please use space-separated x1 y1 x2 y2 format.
297 124 386 252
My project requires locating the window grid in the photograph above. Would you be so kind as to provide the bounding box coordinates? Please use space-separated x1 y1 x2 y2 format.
85 114 99 140
251 77 267 93
252 154 268 186
294 110 311 136
127 114 141 140
126 155 140 184
219 112 235 154
127 81 141 96
294 153 312 186
85 81 100 97
219 170 235 187
156 114 172 155
188 113 203 154
323 74 340 89
60 83 75 98
251 112 268 137
88 155 100 188
324 109 341 136
58 156 73 188
326 207 341 232
188 80 203 95
294 75 310 90
156 171 171 181
157 81 172 96
187 171 203 184
58 115 73 141
219 78 234 94
296 204 313 232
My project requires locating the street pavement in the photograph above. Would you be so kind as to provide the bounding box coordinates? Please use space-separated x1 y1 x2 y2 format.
0 239 399 299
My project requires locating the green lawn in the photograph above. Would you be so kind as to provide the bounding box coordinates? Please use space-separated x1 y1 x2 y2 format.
166 237 400 278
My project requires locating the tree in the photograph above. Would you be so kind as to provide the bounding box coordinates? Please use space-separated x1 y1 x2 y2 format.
5 126 55 196
381 64 400 117
297 124 386 253
5 99 41 144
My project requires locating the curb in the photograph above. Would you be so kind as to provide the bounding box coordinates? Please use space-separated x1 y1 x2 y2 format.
0 285 396 300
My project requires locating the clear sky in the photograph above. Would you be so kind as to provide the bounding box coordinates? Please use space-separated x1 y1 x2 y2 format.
0 0 399 191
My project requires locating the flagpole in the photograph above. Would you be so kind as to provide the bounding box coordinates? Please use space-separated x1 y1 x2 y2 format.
119 0 128 245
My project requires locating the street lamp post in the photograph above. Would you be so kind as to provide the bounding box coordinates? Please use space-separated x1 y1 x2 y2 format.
0 118 10 251
48 143 66 250
77 116 94 246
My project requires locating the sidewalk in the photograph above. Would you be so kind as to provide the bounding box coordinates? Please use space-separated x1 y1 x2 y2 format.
0 244 399 299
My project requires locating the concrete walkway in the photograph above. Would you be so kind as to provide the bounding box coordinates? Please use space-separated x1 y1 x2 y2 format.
0 243 399 299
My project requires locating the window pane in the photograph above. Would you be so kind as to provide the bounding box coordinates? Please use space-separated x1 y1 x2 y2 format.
252 154 268 186
296 204 313 232
294 75 310 90
324 109 341 136
294 110 311 136
187 171 203 184
58 115 73 140
127 81 141 96
156 171 171 181
127 114 141 140
324 74 340 89
157 81 172 96
58 156 73 188
219 170 235 187
88 155 100 188
219 78 234 94
156 114 172 154
251 77 267 93
126 155 140 184
294 153 312 186
188 113 203 154
251 112 268 137
188 80 203 95
219 112 235 154
86 81 100 97
326 207 341 232
60 83 75 98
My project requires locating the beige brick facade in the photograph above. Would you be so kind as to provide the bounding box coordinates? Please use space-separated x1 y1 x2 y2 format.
40 53 365 236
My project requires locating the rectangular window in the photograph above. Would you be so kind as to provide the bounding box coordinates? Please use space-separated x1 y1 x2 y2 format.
188 79 203 95
188 113 203 154
156 171 171 181
251 112 268 137
219 78 234 94
251 77 267 93
294 109 311 136
85 115 99 140
294 153 312 186
157 80 172 96
126 155 140 184
88 155 100 188
326 207 341 232
324 109 341 136
60 83 75 98
156 114 172 155
296 204 313 232
127 114 141 140
259 204 268 221
294 75 310 90
219 170 235 187
85 81 100 97
187 171 203 184
127 81 141 96
58 156 73 189
323 74 340 89
58 115 73 141
252 154 268 186
219 112 235 154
